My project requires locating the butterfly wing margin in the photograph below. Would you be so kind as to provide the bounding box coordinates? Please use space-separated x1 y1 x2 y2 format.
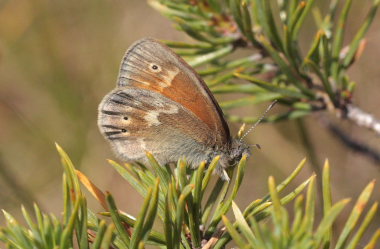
98 87 214 166
116 38 231 146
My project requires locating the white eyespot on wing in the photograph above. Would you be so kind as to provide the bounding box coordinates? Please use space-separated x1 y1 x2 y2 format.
146 62 180 89
149 63 162 73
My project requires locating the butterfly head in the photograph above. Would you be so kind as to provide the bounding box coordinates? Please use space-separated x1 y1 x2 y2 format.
218 100 278 170
228 138 251 164
215 138 250 171
211 139 250 181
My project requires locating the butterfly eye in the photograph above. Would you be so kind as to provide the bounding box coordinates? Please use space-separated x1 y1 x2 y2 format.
121 129 127 133
149 63 161 72
123 117 128 120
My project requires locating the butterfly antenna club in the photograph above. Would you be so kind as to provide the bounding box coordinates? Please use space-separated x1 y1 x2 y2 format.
239 100 278 141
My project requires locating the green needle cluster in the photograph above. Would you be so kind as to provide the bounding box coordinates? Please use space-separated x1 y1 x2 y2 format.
1 145 378 248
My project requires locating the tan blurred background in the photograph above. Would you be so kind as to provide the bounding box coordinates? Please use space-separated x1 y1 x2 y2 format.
0 0 379 239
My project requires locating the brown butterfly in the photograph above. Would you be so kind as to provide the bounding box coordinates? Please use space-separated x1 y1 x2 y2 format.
98 38 250 179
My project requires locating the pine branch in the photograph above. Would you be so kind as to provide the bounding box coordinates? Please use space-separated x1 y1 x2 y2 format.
149 0 380 137
0 145 378 249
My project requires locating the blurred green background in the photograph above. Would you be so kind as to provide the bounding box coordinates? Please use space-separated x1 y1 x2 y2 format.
0 0 379 238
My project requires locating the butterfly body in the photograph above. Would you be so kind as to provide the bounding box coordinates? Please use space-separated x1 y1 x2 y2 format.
98 38 250 177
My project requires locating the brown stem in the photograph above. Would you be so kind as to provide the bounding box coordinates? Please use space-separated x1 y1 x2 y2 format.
201 227 225 249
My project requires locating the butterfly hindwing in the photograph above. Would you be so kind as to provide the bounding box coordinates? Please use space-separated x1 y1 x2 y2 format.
98 87 215 166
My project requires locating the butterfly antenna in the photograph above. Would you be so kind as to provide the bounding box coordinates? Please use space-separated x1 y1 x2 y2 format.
239 100 278 141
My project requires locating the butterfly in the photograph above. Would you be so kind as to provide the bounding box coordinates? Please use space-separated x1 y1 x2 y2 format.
98 38 250 179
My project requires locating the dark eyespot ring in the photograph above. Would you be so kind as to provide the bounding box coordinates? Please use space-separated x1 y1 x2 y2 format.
149 63 161 72
121 129 127 133
123 117 128 120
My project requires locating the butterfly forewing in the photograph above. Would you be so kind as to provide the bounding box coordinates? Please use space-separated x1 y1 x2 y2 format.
117 38 230 145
